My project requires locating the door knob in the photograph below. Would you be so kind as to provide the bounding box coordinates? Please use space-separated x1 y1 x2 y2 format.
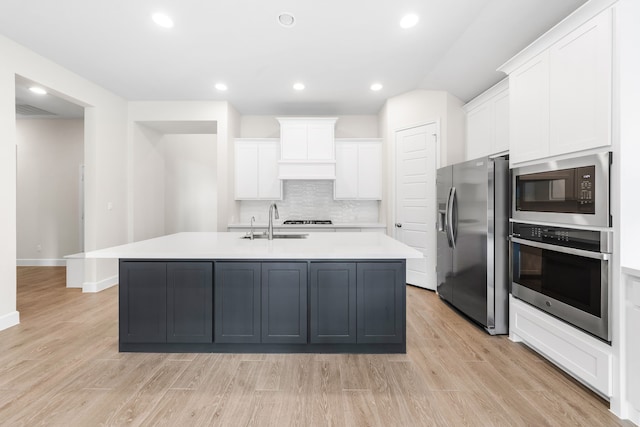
395 223 402 228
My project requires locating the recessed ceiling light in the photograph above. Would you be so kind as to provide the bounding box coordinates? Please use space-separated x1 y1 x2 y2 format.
278 13 295 27
370 83 383 91
214 83 228 91
152 12 174 28
293 82 305 91
29 87 47 95
400 14 419 29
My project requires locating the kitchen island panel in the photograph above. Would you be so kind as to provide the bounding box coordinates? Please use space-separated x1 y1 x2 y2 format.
261 262 308 344
309 263 357 344
357 262 405 344
214 262 261 343
120 262 167 344
166 262 212 343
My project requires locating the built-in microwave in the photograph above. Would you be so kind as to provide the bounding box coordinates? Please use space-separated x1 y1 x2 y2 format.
512 152 611 227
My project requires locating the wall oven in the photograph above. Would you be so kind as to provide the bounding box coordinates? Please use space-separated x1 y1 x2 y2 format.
510 222 612 342
512 152 611 227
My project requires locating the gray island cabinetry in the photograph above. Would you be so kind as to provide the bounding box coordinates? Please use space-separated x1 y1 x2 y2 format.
119 259 405 353
120 261 213 345
86 232 421 354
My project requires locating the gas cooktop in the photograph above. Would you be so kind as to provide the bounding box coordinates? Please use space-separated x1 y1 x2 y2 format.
283 220 333 225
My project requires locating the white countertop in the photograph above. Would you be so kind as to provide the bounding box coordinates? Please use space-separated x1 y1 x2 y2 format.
227 222 386 229
85 232 423 260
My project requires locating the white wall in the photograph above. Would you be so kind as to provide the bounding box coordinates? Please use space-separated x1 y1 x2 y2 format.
0 34 128 328
0 64 18 329
618 0 640 271
164 134 217 234
128 101 238 234
131 123 165 241
16 119 84 263
614 0 640 421
378 89 465 233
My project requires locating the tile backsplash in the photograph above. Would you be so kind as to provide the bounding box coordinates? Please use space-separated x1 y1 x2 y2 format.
237 180 380 224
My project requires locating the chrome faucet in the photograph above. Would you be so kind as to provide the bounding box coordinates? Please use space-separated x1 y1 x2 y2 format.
268 203 279 240
250 216 256 240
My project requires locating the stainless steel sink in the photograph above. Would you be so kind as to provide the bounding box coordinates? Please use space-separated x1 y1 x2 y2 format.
242 233 308 239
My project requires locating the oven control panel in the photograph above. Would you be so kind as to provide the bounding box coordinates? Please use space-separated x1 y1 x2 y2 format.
511 223 601 252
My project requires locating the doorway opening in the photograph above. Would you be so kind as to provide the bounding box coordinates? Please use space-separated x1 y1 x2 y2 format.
15 76 86 314
131 121 218 242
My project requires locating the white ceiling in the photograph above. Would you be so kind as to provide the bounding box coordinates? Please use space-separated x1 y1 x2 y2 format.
1 0 587 115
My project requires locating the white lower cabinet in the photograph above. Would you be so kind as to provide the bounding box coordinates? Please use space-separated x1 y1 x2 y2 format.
509 295 612 397
334 139 382 200
624 269 640 423
234 139 282 200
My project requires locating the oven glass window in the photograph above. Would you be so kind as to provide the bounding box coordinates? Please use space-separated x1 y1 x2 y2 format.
515 244 601 317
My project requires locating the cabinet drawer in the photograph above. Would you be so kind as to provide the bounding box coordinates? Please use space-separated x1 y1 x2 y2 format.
509 296 612 397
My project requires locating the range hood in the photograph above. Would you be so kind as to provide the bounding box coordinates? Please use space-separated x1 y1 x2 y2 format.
276 117 338 180
278 159 336 180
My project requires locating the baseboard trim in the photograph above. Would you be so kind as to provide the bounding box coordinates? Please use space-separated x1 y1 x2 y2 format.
83 275 118 293
16 259 66 267
0 311 20 331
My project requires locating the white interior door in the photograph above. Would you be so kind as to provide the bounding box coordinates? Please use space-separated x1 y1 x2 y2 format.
395 124 438 290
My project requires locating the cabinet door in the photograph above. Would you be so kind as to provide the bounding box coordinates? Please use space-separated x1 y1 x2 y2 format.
493 90 510 154
358 142 382 199
466 102 494 160
549 11 611 156
235 142 259 199
214 262 261 343
281 122 308 160
167 262 213 343
307 122 334 160
509 51 550 164
629 306 640 410
257 143 282 199
261 262 308 344
357 262 404 344
309 263 356 344
119 262 167 343
334 142 358 199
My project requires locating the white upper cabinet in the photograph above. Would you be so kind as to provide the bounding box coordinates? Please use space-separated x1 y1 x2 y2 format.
503 8 612 165
277 117 338 179
234 139 282 200
509 52 550 164
464 79 510 160
549 11 612 156
493 89 510 154
334 139 382 200
278 117 337 161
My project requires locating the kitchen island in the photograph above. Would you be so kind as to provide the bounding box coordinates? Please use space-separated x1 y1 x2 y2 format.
87 232 423 354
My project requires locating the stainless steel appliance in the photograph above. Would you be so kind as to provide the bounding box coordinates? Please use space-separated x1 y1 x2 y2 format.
510 222 612 342
512 152 611 227
436 155 509 335
283 220 332 225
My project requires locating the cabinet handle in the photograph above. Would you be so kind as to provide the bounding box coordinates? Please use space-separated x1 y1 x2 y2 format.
395 223 402 228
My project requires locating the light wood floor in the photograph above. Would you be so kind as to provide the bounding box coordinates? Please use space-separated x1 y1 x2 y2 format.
0 267 631 426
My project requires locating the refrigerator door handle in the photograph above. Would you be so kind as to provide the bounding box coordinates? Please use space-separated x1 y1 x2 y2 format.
446 187 456 249
451 186 458 246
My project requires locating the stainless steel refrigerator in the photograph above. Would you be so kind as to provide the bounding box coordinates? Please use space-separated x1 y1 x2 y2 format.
436 155 509 335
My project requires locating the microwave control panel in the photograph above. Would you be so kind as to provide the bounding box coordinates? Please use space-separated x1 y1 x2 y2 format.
577 166 595 206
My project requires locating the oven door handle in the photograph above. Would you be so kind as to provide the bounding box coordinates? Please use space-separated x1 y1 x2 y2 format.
510 237 610 261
